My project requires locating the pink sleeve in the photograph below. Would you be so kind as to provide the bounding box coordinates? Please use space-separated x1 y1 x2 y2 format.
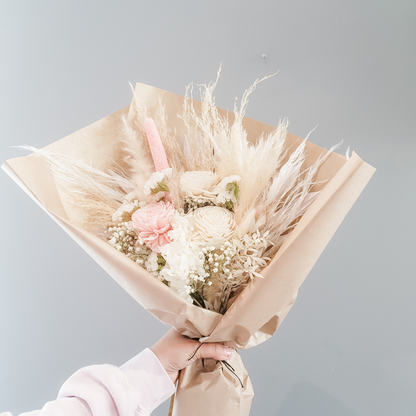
3 348 175 416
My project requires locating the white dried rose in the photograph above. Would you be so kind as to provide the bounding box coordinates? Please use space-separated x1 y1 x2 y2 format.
180 171 219 198
191 206 236 248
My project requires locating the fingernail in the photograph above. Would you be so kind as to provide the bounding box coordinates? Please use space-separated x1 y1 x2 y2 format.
225 347 233 358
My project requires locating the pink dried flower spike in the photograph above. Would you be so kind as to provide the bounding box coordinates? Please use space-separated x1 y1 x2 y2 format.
144 118 169 172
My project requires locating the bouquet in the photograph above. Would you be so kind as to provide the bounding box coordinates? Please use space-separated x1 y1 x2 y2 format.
3 73 375 415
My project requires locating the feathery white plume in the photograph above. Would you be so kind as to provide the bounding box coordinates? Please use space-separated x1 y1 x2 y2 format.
180 66 286 222
18 146 131 230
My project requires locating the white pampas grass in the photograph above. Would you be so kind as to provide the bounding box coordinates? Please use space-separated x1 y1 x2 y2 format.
263 139 307 208
18 146 131 231
119 115 155 200
180 67 287 223
259 140 342 258
346 146 351 160
120 115 154 180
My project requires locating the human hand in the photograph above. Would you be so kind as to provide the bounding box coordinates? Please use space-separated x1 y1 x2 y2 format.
151 329 233 384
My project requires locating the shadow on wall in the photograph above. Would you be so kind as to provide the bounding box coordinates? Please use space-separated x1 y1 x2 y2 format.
275 382 358 416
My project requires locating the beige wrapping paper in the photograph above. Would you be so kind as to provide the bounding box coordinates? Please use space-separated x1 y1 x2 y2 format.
173 352 253 416
2 83 375 415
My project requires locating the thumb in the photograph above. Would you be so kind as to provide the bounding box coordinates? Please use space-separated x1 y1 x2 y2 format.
196 343 233 361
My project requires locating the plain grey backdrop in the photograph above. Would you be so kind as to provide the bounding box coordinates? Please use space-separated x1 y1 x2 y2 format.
1 1 415 415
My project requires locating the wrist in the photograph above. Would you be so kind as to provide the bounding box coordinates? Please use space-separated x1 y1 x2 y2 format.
167 370 179 384
150 346 177 384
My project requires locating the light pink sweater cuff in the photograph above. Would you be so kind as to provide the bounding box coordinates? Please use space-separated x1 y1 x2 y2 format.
120 348 176 414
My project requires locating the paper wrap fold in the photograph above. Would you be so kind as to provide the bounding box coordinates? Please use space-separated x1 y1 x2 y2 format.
2 83 375 415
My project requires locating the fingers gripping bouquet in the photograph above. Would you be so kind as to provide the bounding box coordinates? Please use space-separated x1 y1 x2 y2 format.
3 73 375 415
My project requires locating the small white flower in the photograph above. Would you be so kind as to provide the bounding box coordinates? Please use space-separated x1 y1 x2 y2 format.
212 175 241 204
112 200 141 223
143 168 173 196
124 191 138 202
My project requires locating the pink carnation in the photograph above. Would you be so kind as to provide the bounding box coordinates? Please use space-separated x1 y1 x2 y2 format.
131 201 175 252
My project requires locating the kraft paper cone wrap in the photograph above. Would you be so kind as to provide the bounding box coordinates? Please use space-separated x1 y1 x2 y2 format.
173 352 253 416
3 83 375 415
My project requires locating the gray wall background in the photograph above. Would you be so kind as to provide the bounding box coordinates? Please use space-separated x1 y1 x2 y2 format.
1 1 415 415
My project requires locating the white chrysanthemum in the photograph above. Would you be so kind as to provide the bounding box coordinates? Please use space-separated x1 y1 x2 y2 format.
159 241 205 303
143 167 173 196
168 212 194 244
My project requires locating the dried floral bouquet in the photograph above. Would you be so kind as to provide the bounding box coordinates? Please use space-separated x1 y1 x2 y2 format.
25 74 337 315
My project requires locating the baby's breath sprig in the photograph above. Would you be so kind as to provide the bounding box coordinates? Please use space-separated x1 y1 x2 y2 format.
201 243 236 279
198 243 238 312
183 197 215 213
107 222 151 266
200 231 272 313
